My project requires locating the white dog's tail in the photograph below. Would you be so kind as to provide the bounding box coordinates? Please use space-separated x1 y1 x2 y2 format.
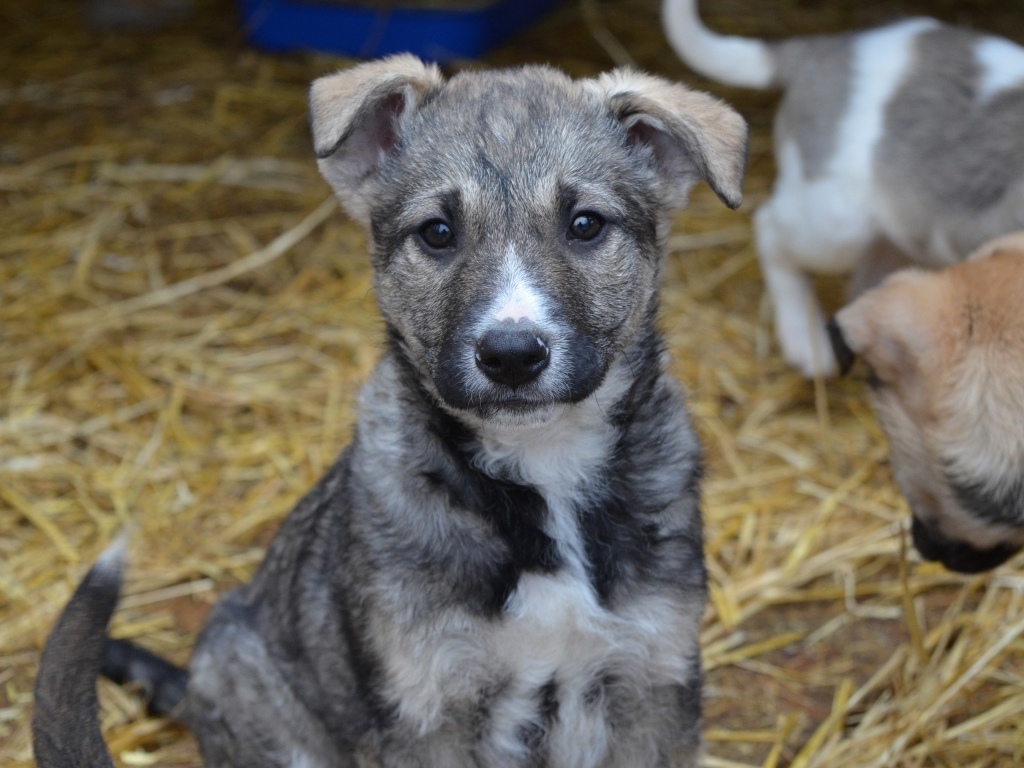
662 0 777 89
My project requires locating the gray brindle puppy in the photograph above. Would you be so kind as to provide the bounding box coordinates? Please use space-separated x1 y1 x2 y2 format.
32 56 747 768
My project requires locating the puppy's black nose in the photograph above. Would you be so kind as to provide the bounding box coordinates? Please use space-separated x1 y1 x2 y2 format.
826 317 856 376
476 325 550 388
910 515 1019 574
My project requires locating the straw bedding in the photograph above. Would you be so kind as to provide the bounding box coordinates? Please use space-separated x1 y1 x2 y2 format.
2 1 1022 766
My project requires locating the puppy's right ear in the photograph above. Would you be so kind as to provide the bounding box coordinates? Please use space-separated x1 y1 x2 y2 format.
310 55 443 224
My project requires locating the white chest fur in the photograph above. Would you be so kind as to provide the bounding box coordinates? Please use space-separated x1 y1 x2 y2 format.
377 374 698 766
486 568 696 768
477 375 696 765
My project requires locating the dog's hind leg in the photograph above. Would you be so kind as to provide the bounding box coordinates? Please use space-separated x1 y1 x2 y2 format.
186 606 350 768
845 238 913 300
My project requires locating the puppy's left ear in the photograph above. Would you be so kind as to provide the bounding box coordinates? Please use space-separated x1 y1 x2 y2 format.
593 70 748 209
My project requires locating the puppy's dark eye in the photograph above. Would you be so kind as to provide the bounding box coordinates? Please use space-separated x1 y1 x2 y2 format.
568 212 604 241
419 219 455 250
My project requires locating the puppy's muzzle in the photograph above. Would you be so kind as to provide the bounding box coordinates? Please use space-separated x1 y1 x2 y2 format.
910 515 1020 574
475 322 550 389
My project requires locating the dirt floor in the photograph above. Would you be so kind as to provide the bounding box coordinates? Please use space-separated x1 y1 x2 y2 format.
2 1 1024 766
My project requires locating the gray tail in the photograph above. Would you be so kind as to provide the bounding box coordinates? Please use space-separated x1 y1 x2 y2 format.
33 542 189 768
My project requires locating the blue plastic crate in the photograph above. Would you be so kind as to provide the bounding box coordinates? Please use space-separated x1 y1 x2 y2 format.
238 0 560 62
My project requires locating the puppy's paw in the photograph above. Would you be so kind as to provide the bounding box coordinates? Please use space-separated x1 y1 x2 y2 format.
776 313 838 379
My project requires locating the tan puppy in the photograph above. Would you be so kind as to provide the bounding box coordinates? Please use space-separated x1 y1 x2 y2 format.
830 233 1024 573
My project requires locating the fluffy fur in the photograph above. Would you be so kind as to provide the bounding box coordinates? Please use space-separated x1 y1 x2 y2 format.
830 232 1024 572
663 0 1024 376
33 57 748 767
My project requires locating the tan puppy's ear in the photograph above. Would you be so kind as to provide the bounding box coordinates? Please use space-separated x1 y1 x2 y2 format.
831 269 944 386
591 69 748 209
966 230 1024 262
309 55 444 224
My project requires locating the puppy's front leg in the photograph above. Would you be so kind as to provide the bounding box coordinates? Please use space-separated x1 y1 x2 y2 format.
754 206 837 377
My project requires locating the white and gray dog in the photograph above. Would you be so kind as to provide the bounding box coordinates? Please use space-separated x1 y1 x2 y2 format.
33 56 747 768
664 0 1024 377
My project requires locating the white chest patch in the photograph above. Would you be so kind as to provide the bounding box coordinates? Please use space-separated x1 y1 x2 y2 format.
378 370 699 767
480 370 695 766
485 569 696 768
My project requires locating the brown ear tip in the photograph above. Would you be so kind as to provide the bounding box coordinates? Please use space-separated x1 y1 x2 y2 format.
721 190 743 210
827 316 856 376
